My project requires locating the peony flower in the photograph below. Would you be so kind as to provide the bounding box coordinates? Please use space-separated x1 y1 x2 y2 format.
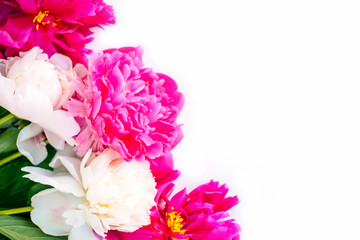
22 149 157 239
0 0 115 64
107 181 241 240
67 46 184 163
0 47 80 164
149 151 180 188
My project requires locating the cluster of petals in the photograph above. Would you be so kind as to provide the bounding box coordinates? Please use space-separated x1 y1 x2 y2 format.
67 47 184 166
0 0 115 64
0 47 80 164
107 181 241 240
0 1 242 239
23 149 157 240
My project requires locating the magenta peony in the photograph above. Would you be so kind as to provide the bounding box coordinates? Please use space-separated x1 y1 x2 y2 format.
106 181 241 240
0 0 115 64
67 47 184 166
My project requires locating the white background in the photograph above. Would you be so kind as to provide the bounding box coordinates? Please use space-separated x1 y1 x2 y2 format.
90 1 360 239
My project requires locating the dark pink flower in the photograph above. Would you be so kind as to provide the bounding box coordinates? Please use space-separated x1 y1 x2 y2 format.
67 46 184 183
0 0 115 64
106 181 241 240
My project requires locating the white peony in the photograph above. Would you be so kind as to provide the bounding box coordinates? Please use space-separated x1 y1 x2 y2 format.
0 47 82 164
22 149 157 239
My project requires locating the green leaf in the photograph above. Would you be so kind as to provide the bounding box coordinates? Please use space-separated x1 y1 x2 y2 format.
0 215 66 240
0 129 20 155
0 158 35 209
0 108 9 119
0 233 9 240
0 108 20 129
0 146 57 209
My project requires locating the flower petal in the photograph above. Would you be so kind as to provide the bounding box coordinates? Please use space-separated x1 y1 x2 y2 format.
17 123 47 165
68 224 101 240
22 166 85 197
43 129 65 150
63 209 87 227
50 155 82 183
41 110 80 147
50 53 73 71
0 75 54 123
31 189 82 236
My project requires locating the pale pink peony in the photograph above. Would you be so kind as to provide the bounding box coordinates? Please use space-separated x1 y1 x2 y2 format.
67 47 184 164
0 47 80 164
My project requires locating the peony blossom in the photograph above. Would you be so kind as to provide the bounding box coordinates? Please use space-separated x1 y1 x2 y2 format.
0 47 80 164
22 149 157 239
107 181 241 240
149 151 180 188
0 0 115 64
67 47 184 163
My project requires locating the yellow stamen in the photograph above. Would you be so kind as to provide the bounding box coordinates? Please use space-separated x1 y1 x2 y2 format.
33 10 50 30
167 209 189 240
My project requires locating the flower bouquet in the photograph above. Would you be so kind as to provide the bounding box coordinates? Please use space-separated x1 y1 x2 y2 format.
0 0 241 239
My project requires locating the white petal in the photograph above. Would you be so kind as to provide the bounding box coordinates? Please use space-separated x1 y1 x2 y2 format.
50 144 78 168
41 110 80 147
7 47 40 80
17 123 47 165
22 167 85 197
50 155 82 183
50 53 72 71
80 150 94 190
88 213 106 237
0 76 53 123
44 129 65 150
63 209 87 227
0 75 17 113
31 188 82 236
68 224 101 240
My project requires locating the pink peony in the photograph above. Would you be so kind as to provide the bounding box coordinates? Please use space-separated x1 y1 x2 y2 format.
0 0 115 64
106 181 241 240
67 47 184 164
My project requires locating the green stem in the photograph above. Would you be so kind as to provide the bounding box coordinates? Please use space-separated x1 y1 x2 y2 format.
0 113 16 126
0 152 22 167
0 207 33 215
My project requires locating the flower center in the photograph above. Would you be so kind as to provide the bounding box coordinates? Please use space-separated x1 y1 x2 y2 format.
33 10 52 30
167 210 189 240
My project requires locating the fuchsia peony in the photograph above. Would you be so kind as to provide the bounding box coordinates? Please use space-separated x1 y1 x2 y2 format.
0 0 115 64
67 46 184 165
106 181 241 240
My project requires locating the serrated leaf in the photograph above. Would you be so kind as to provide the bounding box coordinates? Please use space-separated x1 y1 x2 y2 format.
0 129 20 154
0 215 66 240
